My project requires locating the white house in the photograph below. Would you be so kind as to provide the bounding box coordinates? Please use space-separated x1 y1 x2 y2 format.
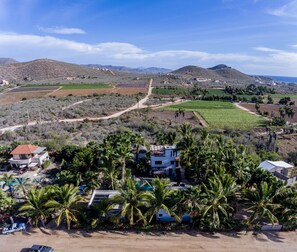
150 145 181 177
259 160 293 176
9 144 49 169
259 160 296 185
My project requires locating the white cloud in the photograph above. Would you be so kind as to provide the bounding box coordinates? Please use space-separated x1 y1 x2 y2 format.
268 0 297 18
0 32 297 75
254 47 284 53
38 26 86 35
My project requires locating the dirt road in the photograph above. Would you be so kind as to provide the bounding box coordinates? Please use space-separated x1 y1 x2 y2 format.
0 229 296 252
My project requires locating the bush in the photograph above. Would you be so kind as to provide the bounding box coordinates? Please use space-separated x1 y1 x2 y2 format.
42 160 51 169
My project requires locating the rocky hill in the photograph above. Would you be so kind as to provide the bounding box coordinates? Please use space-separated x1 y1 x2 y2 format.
0 58 18 65
172 64 254 81
0 59 117 83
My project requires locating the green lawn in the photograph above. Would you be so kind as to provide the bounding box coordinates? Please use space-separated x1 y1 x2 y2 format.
165 100 265 129
24 83 112 90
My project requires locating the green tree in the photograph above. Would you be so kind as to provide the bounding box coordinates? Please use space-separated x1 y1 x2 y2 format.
242 182 280 229
46 184 82 230
14 177 31 197
2 174 15 197
112 178 146 226
142 178 178 223
19 187 50 227
0 190 15 214
200 175 237 230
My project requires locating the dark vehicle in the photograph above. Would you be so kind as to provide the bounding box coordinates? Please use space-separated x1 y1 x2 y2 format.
29 245 54 252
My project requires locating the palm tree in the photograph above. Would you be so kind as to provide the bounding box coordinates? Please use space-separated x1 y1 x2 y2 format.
142 178 178 223
14 177 31 197
112 178 146 226
46 184 82 230
89 198 114 228
200 175 236 230
181 186 202 223
18 187 50 227
242 182 280 229
131 133 145 161
116 139 134 182
83 170 101 193
2 174 15 197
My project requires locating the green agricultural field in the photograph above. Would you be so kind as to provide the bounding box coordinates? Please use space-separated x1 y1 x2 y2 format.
166 100 265 129
205 89 226 96
25 83 112 90
152 87 192 95
270 94 297 99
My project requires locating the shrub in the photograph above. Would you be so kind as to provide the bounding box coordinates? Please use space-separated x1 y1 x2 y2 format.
42 160 51 169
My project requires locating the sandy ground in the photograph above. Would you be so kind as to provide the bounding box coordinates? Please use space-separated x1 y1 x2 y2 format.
0 229 296 252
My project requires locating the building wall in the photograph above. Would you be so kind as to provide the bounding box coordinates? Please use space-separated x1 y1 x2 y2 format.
150 148 180 176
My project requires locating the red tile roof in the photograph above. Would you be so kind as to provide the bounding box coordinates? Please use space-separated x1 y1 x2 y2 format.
10 145 38 155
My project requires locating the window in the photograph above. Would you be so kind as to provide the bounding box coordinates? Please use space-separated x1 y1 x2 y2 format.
19 154 27 159
155 161 162 165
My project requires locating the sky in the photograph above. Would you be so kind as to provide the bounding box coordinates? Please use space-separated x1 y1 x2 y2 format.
0 0 297 76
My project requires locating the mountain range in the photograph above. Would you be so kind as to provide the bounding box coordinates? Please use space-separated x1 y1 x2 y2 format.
0 58 255 84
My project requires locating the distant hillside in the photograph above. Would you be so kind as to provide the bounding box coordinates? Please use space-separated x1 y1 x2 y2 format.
0 58 18 65
85 64 171 74
172 64 254 81
0 59 116 82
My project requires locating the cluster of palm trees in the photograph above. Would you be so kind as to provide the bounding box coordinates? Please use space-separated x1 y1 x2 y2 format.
1 125 297 231
18 184 81 230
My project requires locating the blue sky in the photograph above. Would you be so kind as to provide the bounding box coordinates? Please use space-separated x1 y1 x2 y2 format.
0 0 297 76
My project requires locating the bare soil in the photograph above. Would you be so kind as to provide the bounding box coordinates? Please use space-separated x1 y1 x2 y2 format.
239 103 297 123
0 91 50 105
278 134 297 158
149 110 202 126
0 229 296 252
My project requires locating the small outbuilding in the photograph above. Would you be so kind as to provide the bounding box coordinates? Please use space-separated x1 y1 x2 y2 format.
259 160 293 177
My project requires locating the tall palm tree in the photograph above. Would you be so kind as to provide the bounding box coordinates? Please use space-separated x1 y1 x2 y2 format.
112 178 146 226
18 187 50 227
142 178 178 223
46 184 82 230
242 182 280 229
14 177 31 197
2 174 15 197
131 133 145 161
116 139 134 182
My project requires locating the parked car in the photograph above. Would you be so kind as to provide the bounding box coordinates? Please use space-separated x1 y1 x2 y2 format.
2 223 26 234
29 244 54 252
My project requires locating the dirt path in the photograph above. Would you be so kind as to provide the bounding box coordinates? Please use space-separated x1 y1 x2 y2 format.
193 111 208 127
62 99 92 110
0 229 296 252
234 103 269 120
